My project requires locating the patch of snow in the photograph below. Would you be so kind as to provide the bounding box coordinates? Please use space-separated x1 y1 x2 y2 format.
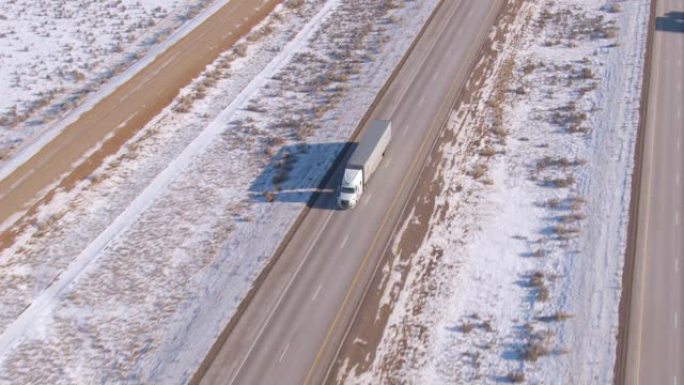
341 0 649 383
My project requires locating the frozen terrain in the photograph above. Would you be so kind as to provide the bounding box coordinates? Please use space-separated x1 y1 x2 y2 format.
0 0 224 162
0 0 439 383
336 0 649 383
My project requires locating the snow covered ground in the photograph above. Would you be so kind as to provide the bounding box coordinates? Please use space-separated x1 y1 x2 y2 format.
0 0 439 383
0 0 225 163
336 0 649 383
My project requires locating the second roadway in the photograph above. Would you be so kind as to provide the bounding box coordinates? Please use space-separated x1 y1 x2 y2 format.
198 1 503 384
624 0 684 384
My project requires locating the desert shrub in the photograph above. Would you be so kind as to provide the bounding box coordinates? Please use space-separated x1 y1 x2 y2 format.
548 175 575 188
546 198 561 208
173 95 193 113
538 311 574 322
285 0 304 9
560 212 586 223
461 321 475 333
537 285 550 302
522 62 536 75
481 320 493 332
507 371 525 383
522 341 549 362
272 171 288 185
468 163 488 179
480 145 497 157
580 67 594 79
569 196 587 210
552 224 579 237
262 191 275 202
607 4 622 13
529 272 544 287
553 311 573 321
491 125 509 138
234 44 248 57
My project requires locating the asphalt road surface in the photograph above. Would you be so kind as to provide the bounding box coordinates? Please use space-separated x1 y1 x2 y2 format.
0 0 280 235
198 1 502 384
625 1 684 384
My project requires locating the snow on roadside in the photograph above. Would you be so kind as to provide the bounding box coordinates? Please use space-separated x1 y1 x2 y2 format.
339 0 649 383
0 0 439 383
0 0 224 164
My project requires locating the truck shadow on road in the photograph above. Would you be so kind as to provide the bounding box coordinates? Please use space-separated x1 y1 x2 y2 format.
655 11 684 33
248 142 357 210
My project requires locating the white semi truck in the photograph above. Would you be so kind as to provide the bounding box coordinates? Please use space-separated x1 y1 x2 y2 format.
337 120 391 209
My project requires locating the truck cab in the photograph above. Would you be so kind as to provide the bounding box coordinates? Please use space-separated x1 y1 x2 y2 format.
337 120 391 210
338 168 363 209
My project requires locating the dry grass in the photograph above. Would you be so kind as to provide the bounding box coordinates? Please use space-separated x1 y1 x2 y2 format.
262 191 275 202
569 196 587 210
285 0 304 9
560 212 586 223
537 284 550 302
522 340 549 362
491 125 509 139
507 371 525 383
522 62 537 75
607 4 622 13
247 24 274 43
272 171 288 185
468 163 488 179
461 321 475 333
553 311 573 321
547 175 576 188
479 145 497 157
545 198 561 208
552 224 580 238
538 311 574 323
536 156 586 170
529 271 544 287
234 44 248 57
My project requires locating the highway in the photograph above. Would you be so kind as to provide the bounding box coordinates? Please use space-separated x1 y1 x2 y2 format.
0 0 280 241
624 0 684 384
197 1 502 384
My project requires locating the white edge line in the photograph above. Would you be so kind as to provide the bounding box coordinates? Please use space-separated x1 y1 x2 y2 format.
674 311 678 329
311 283 323 301
340 233 350 249
278 342 290 363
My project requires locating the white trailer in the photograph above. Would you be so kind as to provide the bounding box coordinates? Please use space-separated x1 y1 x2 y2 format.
337 120 391 209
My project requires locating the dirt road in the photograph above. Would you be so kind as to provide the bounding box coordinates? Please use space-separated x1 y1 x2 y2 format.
0 0 280 244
